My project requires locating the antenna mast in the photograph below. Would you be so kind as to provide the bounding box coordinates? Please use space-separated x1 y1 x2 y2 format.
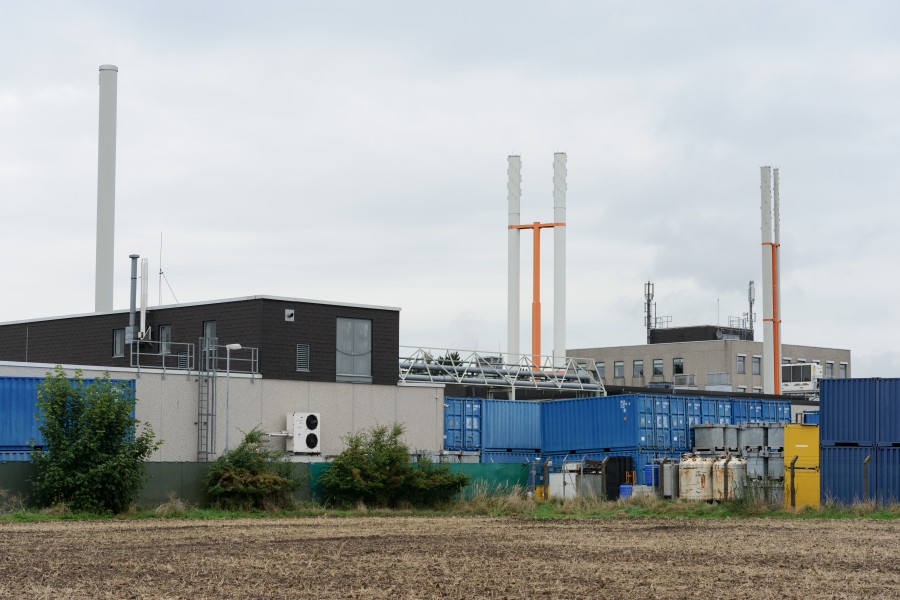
644 281 655 344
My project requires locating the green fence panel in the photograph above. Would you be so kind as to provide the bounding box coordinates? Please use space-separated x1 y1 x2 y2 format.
0 462 35 506
308 462 331 503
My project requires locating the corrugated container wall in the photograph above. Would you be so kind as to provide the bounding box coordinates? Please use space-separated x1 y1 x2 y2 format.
0 378 44 449
443 398 481 451
481 400 541 451
876 447 900 503
820 446 876 504
820 379 878 446
877 378 900 446
480 451 541 464
541 396 643 453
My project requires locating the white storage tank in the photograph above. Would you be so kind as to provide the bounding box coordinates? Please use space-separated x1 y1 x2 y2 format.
679 454 714 500
713 457 748 500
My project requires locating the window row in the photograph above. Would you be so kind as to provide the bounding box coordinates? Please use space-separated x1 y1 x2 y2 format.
737 354 849 378
598 357 684 380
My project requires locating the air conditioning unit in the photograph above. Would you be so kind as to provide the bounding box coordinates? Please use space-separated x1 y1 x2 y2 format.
287 412 321 453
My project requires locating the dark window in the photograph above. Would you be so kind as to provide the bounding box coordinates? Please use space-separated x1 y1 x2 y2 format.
839 363 848 378
159 325 172 355
652 359 663 377
336 318 372 383
825 361 834 378
202 320 217 344
113 329 125 357
597 362 605 380
296 343 310 372
633 360 644 378
614 361 624 379
673 358 684 375
752 356 761 375
736 355 746 375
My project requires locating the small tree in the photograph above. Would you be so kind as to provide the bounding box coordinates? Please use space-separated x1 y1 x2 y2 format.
204 429 300 510
318 423 469 508
32 366 161 513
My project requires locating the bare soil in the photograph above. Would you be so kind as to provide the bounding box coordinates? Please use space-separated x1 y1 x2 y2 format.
1 515 897 599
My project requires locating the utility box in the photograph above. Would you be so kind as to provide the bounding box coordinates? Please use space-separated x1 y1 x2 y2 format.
287 412 321 454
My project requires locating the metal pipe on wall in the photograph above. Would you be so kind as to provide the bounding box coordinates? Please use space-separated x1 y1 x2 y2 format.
552 152 567 367
95 65 118 313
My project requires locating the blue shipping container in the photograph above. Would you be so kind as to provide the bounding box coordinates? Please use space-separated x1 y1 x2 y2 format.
802 411 820 425
877 379 900 446
820 446 877 504
0 450 33 462
480 451 541 464
481 400 541 451
820 379 878 446
443 398 481 451
1 376 136 450
876 447 900 504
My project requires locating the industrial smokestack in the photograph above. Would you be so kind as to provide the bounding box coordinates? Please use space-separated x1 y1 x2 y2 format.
760 166 782 394
95 65 118 313
127 254 138 344
507 156 521 364
552 152 567 366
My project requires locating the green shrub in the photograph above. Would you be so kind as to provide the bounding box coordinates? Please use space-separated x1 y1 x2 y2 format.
32 366 161 514
318 423 469 508
204 429 299 510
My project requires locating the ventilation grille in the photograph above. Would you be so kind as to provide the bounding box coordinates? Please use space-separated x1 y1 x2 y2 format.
296 343 310 372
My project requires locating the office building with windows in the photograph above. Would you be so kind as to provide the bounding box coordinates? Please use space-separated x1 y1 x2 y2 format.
569 326 850 393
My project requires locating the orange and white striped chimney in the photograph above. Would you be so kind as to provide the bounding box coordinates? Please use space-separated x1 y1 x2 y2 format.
760 166 782 394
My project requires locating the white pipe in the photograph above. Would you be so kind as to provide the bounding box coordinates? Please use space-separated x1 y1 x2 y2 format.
773 167 782 392
95 65 118 313
140 258 149 339
760 166 774 394
552 152 567 367
507 155 521 365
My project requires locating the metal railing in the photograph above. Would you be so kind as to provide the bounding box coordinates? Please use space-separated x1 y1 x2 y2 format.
130 340 195 377
398 347 606 396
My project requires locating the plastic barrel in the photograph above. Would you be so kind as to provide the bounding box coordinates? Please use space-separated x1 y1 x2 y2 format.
644 464 659 486
619 484 633 499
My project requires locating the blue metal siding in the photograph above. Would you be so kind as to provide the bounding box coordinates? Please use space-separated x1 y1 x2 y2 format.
820 446 876 504
802 411 820 425
0 376 137 451
443 398 481 451
481 400 541 451
0 450 34 462
877 379 900 446
876 447 900 504
480 451 540 464
820 379 878 446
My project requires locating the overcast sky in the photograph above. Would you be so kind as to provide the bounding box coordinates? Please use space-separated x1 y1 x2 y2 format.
2 1 899 376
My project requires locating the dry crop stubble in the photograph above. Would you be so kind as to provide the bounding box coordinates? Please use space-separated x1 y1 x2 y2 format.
0 516 898 599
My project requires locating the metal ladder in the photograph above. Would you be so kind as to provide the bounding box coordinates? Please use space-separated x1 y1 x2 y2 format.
197 337 218 461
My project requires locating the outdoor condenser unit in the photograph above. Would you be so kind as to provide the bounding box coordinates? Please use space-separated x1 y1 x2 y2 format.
287 412 321 453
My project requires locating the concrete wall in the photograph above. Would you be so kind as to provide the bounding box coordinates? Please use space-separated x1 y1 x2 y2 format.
569 340 851 391
0 362 444 462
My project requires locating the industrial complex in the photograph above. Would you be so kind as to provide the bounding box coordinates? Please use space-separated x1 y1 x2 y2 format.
1 64 897 509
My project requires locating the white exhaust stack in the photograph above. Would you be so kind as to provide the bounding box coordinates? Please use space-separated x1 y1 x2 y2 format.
140 257 149 339
552 152 567 366
507 156 521 364
760 166 782 394
95 64 118 313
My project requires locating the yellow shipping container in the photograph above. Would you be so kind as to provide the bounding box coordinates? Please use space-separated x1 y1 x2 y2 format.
784 424 819 469
784 468 820 508
784 424 820 508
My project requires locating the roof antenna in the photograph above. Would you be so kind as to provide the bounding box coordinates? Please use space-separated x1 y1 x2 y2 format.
158 231 179 305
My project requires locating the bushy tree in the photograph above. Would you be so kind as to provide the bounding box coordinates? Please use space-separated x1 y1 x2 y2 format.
318 423 469 508
204 428 300 510
32 366 161 513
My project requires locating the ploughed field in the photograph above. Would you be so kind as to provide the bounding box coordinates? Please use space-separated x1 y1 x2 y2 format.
1 516 898 599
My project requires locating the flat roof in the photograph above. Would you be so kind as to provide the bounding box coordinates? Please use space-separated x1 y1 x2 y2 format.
0 294 401 326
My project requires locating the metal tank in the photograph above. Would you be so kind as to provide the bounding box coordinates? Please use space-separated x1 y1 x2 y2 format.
679 454 714 500
713 457 748 501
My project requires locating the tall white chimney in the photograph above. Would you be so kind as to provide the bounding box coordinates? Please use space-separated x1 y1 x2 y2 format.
552 152 567 366
507 156 521 364
95 64 118 313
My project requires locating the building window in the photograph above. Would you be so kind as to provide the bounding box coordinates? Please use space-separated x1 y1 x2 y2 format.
597 362 605 380
614 361 624 379
752 386 763 393
296 343 310 372
736 355 746 375
652 358 663 377
159 325 172 355
782 357 791 364
839 362 848 378
336 318 372 383
825 361 834 378
112 329 125 357
202 320 217 345
752 356 761 375
673 358 684 375
633 360 644 378
737 386 747 393
798 357 806 364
